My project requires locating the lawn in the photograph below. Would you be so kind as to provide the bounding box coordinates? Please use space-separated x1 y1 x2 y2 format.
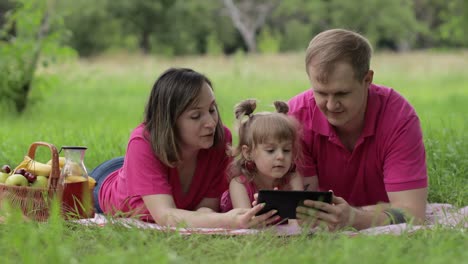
0 51 467 263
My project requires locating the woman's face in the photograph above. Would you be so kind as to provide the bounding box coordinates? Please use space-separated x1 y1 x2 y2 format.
175 83 219 153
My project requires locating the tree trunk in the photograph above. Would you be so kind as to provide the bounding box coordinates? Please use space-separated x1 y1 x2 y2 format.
140 31 151 54
15 11 49 113
222 0 278 53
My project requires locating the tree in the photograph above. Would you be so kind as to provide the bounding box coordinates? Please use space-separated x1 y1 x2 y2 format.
108 0 175 54
0 0 71 113
221 0 279 53
326 0 424 51
413 0 468 48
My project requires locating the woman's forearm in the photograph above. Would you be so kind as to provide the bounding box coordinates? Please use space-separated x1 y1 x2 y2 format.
155 207 231 228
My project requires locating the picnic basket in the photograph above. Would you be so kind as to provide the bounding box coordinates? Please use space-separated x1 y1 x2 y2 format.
0 141 62 221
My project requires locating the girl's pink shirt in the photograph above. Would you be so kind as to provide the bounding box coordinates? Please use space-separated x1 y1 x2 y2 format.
220 175 257 213
99 123 231 222
220 175 290 212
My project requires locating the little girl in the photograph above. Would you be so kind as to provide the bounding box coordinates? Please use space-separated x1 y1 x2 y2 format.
221 99 304 213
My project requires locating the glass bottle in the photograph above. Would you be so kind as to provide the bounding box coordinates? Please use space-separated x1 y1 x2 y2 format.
60 146 94 219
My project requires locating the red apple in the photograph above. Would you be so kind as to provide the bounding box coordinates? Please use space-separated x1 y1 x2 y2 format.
15 168 27 176
1 165 11 174
24 171 37 183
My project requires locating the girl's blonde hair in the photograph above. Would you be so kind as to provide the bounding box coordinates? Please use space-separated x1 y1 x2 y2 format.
229 99 302 185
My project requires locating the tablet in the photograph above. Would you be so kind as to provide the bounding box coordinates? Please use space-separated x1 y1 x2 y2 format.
255 190 333 219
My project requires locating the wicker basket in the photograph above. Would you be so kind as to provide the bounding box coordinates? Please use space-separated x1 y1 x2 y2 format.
0 142 62 221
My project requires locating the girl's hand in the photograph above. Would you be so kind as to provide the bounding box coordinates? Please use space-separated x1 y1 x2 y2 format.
296 193 354 231
251 187 279 207
226 203 280 229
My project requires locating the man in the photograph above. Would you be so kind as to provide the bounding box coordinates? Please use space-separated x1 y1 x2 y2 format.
289 29 428 230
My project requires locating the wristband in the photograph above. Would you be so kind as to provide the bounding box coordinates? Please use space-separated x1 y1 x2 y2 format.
383 208 407 225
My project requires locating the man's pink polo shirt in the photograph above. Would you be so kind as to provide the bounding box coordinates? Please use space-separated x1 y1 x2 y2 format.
288 84 427 206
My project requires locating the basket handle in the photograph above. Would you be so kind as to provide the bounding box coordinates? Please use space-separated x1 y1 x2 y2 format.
27 142 61 190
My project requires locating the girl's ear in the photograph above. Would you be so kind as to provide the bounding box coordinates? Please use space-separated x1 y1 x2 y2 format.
241 145 251 160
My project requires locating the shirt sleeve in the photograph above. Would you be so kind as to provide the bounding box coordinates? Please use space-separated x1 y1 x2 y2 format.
125 137 172 197
296 131 318 178
383 115 428 192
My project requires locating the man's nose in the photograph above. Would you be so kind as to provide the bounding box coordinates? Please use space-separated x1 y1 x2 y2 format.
326 96 340 111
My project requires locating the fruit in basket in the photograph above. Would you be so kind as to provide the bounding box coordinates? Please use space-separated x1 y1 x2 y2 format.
31 175 48 188
65 175 87 183
24 171 37 183
88 177 96 188
46 157 66 169
13 156 52 177
15 168 27 175
5 174 29 186
1 165 11 173
0 172 9 183
24 156 51 177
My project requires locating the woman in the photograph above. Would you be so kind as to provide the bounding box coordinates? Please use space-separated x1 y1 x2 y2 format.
91 68 277 228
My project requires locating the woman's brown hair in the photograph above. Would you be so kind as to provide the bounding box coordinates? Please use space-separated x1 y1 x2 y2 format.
144 68 225 166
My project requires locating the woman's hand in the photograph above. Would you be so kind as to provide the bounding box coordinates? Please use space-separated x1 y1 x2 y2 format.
225 203 279 229
296 194 355 231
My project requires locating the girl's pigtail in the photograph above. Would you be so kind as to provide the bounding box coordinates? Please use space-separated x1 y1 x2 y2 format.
273 100 289 114
234 99 257 120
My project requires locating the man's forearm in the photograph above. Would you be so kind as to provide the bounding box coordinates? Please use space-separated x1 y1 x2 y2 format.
350 206 390 230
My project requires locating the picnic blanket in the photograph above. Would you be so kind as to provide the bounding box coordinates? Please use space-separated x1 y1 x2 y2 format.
74 203 467 236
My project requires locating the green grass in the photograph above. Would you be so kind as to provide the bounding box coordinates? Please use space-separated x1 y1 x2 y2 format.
0 51 467 263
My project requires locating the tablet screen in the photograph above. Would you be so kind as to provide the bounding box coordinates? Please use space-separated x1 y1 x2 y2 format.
256 190 332 219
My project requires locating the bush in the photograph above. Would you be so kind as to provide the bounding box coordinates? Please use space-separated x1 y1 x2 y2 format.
258 27 280 54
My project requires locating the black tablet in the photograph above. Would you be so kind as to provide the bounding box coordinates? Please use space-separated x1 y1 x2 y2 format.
255 190 333 219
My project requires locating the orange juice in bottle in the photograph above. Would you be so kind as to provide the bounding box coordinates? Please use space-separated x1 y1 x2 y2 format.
60 146 94 219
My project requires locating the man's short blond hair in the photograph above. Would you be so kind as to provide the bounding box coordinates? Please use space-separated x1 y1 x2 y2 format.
305 29 373 83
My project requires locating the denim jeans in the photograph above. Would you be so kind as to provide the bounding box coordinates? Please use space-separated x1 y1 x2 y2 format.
89 156 124 213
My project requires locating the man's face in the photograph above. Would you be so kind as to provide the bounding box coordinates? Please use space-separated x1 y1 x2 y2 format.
308 62 373 133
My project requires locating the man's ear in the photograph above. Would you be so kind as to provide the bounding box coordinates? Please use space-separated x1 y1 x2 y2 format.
363 70 374 87
241 145 251 160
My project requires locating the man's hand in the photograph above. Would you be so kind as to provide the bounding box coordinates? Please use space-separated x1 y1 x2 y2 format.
296 194 354 231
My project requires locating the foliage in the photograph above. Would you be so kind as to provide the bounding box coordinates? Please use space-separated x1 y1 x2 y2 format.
0 0 74 114
45 0 466 56
57 0 118 56
206 33 223 56
258 27 281 54
0 52 467 263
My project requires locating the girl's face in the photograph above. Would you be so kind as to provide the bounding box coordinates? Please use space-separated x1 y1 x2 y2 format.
248 139 293 180
176 83 219 153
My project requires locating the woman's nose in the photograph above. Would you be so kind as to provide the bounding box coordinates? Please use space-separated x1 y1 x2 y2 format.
204 115 217 128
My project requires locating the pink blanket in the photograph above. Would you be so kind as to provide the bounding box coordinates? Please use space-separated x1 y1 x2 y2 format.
74 203 467 236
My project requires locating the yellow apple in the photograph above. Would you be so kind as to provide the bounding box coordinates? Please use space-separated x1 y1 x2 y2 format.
31 176 48 188
5 174 29 186
0 172 9 183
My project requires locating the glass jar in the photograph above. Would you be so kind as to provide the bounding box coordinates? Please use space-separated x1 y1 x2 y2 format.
60 146 94 219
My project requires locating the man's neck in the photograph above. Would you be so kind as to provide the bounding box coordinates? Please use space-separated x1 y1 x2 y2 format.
336 111 366 152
